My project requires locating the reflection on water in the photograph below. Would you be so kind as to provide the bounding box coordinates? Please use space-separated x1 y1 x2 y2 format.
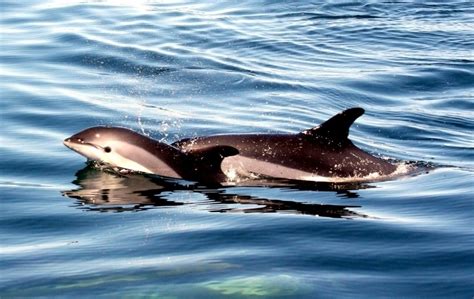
62 166 369 218
62 166 185 212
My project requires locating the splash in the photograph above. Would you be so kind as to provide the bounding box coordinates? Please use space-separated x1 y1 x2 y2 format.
224 167 263 185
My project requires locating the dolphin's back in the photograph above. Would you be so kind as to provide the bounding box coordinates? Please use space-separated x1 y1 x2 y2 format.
173 108 397 180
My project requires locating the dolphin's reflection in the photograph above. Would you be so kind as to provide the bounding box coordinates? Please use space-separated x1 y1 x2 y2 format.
62 166 370 218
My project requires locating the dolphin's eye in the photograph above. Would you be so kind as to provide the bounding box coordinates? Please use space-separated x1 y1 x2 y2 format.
104 146 111 153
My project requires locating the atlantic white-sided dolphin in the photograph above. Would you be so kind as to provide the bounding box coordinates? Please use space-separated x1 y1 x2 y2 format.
64 127 238 184
172 108 398 182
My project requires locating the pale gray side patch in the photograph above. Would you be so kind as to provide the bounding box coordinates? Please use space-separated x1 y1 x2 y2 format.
222 155 407 183
105 141 182 179
221 155 314 181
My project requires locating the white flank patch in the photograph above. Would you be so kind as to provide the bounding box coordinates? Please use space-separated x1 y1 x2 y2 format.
221 156 417 183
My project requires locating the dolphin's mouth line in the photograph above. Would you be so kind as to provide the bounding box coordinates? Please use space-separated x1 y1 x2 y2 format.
63 140 107 165
64 140 103 151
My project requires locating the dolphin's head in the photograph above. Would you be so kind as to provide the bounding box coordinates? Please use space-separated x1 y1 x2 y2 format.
64 126 162 174
64 126 241 183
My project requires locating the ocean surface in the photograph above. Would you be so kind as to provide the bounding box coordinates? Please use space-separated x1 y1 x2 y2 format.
1 1 473 298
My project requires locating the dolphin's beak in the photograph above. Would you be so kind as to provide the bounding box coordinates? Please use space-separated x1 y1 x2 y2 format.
63 138 72 148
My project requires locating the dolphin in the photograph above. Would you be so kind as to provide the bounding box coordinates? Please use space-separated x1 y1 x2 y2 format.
63 127 238 184
172 108 398 182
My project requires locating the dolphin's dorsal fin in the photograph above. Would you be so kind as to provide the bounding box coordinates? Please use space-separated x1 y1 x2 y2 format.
302 107 364 141
188 145 239 172
186 145 239 184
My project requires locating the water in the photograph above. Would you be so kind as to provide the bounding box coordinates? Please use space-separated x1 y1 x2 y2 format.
1 0 473 297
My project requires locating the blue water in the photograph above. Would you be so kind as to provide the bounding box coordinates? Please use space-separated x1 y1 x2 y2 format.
1 1 473 297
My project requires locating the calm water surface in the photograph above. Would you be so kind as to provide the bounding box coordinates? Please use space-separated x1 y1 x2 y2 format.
1 1 473 298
